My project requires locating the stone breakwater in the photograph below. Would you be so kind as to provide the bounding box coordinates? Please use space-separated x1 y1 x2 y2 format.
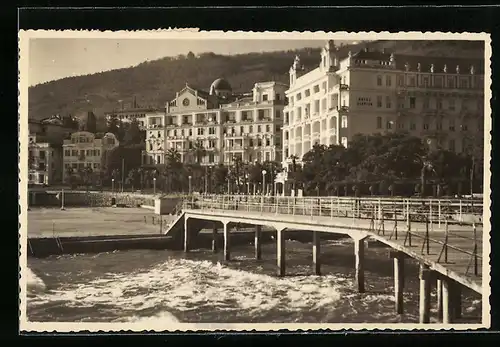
28 190 158 208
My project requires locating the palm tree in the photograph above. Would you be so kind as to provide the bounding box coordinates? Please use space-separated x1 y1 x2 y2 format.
165 148 182 193
191 141 206 164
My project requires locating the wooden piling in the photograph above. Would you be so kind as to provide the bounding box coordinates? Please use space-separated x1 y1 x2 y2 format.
436 278 443 321
255 225 262 260
419 264 432 323
223 222 230 261
312 231 321 275
212 222 218 253
354 238 365 293
442 278 453 324
390 250 405 314
183 217 189 252
277 228 286 277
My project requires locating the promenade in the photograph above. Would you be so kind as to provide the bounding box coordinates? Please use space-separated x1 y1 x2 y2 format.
165 194 485 324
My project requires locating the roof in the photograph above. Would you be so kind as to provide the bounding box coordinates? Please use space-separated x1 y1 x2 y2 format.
210 78 232 91
349 49 484 74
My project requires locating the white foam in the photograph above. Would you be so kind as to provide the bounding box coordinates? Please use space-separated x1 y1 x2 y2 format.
26 267 46 292
28 258 344 320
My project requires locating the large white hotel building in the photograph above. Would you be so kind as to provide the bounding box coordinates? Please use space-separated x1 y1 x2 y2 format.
143 79 287 167
282 40 485 168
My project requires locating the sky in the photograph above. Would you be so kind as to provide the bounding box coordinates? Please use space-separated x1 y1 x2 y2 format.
29 38 356 86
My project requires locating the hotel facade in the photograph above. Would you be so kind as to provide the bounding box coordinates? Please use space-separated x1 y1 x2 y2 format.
143 79 287 167
62 131 120 182
282 40 485 168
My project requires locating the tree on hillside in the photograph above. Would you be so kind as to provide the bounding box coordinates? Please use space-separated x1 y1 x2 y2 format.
187 51 195 59
106 114 120 136
122 119 143 146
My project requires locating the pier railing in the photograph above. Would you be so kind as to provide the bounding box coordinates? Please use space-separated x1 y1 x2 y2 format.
184 194 483 226
182 194 483 278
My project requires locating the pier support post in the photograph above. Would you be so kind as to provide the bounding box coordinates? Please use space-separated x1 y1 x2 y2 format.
255 225 262 260
419 264 432 323
453 282 462 320
212 222 218 253
390 250 405 314
354 237 365 293
183 217 189 252
312 231 321 275
223 222 230 261
277 228 286 277
442 278 453 323
436 278 443 321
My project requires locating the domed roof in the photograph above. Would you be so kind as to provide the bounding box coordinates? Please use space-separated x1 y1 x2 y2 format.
210 78 232 92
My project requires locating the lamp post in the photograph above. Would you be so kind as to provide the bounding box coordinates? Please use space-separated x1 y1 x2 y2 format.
111 178 115 193
262 169 267 196
188 175 192 195
60 188 65 210
245 173 250 195
153 177 156 195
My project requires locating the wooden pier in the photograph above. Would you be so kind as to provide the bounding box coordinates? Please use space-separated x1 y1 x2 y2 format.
164 194 485 324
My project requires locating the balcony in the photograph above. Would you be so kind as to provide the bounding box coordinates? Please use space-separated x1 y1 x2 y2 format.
303 134 311 141
338 106 350 113
312 131 321 139
147 124 164 129
329 128 337 135
339 84 349 91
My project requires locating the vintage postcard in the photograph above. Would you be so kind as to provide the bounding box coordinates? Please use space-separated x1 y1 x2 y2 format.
18 30 492 332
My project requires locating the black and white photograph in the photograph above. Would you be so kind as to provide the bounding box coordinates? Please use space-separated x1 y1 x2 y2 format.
18 30 491 331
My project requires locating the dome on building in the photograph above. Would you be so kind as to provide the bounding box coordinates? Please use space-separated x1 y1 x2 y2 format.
209 78 232 96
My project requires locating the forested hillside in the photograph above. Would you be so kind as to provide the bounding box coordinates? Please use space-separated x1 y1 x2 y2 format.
28 40 484 124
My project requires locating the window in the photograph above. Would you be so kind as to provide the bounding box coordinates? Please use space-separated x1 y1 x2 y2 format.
266 125 270 132
423 76 430 87
314 85 320 93
398 75 404 86
436 121 442 130
64 150 70 156
249 125 253 133
321 99 327 111
449 99 455 111
437 99 443 110
263 94 268 101
305 89 311 97
434 76 443 88
240 126 244 134
386 120 393 129
377 76 382 86
39 150 46 160
449 119 455 131
341 137 348 148
209 140 216 148
447 77 455 88
276 93 281 101
376 116 382 129
386 96 391 108
377 96 382 108
448 139 456 152
423 122 429 130
409 97 416 109
275 110 281 118
397 122 405 130
209 153 215 163
386 75 391 87
410 122 416 130
423 98 430 109
341 116 348 128
257 125 261 133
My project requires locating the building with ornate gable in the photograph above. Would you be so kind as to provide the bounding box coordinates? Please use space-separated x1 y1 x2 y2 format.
142 78 288 167
282 40 485 170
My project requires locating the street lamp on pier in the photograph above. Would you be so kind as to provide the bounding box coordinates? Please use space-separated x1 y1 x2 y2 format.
153 177 156 195
111 178 115 193
188 175 192 194
262 170 267 196
245 173 250 195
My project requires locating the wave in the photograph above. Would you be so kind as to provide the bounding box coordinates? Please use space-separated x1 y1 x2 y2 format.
26 267 46 293
28 258 345 320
